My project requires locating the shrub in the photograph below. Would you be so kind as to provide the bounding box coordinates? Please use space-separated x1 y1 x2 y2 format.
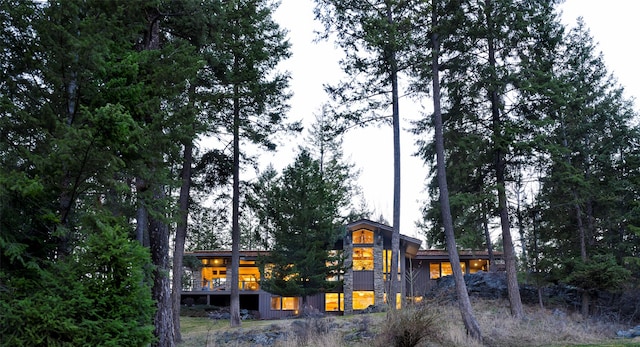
0 218 154 346
375 307 441 347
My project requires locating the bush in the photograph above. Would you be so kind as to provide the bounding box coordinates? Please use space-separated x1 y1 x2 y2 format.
0 219 155 346
375 307 441 347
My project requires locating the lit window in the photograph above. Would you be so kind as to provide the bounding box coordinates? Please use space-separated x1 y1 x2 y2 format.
270 296 299 311
200 266 228 290
353 229 374 244
325 293 344 311
383 250 401 273
469 259 489 273
433 262 466 278
429 263 440 279
238 266 260 291
353 291 375 310
353 247 373 271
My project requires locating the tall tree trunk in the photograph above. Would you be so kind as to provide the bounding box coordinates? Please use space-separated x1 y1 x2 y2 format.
171 140 193 342
387 2 401 312
515 186 528 276
485 2 524 319
230 82 242 327
135 179 149 246
431 6 482 341
149 187 175 347
572 192 590 317
144 12 175 346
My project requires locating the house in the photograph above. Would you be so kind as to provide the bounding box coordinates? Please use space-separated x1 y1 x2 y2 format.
181 219 500 319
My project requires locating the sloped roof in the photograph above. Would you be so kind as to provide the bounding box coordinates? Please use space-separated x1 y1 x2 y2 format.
415 249 502 260
345 218 423 257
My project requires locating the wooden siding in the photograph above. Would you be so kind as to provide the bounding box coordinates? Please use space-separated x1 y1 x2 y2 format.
405 261 430 297
352 270 374 291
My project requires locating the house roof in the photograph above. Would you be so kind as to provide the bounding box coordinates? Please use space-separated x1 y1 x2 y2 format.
414 249 502 260
345 218 423 257
187 250 267 258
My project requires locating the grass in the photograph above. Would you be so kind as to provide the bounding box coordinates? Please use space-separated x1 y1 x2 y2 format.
178 299 640 347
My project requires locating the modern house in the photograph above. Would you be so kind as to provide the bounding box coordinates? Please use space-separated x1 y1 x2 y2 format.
181 219 500 319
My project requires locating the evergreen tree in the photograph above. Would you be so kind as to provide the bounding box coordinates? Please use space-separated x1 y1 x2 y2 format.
417 1 482 340
413 0 564 318
207 0 295 327
251 149 354 307
534 19 640 316
314 0 415 310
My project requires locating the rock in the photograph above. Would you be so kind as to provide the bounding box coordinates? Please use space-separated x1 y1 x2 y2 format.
360 304 386 314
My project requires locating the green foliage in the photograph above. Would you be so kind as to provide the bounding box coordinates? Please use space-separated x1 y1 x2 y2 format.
0 215 154 346
564 254 631 293
251 150 353 299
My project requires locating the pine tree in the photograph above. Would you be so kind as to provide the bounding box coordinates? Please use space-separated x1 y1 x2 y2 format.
250 149 354 308
421 1 482 340
534 18 640 317
206 0 294 327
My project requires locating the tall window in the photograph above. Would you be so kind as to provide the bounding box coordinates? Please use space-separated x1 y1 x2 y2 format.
353 229 374 244
325 293 344 311
353 247 373 271
383 249 401 273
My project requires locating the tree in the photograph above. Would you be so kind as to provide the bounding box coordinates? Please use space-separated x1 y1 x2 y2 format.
314 0 414 310
250 149 355 307
418 0 482 340
533 18 640 317
208 0 294 327
414 0 565 318
0 0 159 344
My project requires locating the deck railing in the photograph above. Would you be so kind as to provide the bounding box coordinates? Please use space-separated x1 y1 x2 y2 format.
182 279 260 292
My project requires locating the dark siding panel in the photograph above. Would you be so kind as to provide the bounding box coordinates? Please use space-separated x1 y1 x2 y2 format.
306 293 324 311
353 271 374 291
406 264 430 297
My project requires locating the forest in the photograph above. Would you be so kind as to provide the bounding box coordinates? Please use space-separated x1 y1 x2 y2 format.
1 0 638 346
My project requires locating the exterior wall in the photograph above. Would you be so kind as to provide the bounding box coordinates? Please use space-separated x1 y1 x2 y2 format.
406 259 430 298
353 271 374 290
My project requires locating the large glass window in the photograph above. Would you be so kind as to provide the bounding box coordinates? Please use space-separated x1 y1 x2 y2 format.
353 229 374 244
270 296 299 311
325 293 344 311
429 262 466 279
238 267 260 291
353 247 373 271
352 291 374 310
200 267 227 290
429 263 440 279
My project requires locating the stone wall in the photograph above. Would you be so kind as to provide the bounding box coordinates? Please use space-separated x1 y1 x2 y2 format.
373 230 384 305
343 231 353 315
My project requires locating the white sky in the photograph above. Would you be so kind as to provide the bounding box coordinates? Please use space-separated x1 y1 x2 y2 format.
264 0 640 242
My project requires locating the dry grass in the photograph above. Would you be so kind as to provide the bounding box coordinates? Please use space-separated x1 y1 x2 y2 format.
179 299 638 347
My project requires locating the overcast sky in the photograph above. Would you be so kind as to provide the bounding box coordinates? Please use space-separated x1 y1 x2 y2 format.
265 0 640 243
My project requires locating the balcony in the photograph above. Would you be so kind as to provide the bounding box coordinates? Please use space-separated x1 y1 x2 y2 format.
182 278 260 292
